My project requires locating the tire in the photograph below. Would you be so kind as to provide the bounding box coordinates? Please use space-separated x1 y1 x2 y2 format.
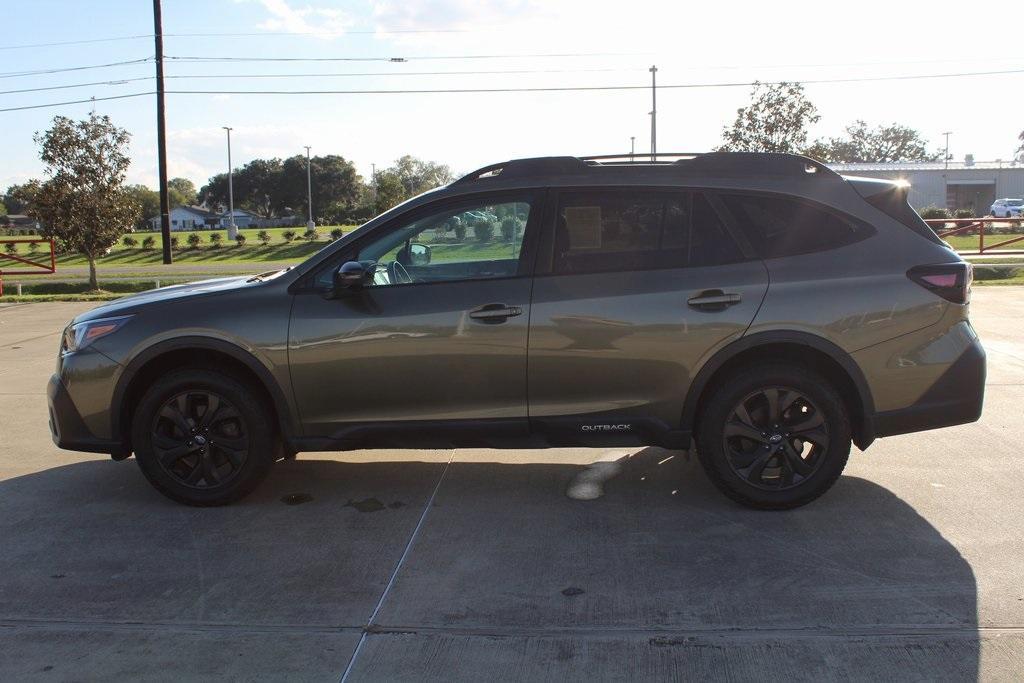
131 368 277 506
696 363 851 510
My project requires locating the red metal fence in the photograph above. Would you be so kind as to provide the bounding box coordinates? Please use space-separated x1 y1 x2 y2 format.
925 217 1024 254
0 238 56 296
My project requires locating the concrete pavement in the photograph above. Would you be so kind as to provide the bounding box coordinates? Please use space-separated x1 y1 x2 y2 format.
1 292 1023 681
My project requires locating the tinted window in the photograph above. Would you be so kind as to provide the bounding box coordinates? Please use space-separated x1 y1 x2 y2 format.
720 193 868 258
553 191 742 274
313 198 531 288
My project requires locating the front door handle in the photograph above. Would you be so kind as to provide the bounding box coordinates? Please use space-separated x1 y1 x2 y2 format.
688 290 742 311
469 303 523 324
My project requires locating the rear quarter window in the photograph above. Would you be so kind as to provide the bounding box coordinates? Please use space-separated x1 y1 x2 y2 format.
720 193 872 258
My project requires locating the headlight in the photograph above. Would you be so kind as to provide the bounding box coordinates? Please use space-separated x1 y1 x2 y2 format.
61 315 132 355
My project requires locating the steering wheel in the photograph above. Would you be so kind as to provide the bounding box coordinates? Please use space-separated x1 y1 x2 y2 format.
387 260 413 285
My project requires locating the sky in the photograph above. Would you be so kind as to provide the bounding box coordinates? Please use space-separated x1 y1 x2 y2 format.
2 0 1022 195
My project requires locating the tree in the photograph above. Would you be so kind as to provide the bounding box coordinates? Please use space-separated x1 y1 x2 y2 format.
718 82 820 154
806 121 940 163
1018 129 1024 161
389 155 454 196
168 177 197 207
372 170 407 214
27 113 139 290
124 184 160 229
234 158 282 217
0 201 6 217
3 182 39 215
279 154 361 222
198 173 230 213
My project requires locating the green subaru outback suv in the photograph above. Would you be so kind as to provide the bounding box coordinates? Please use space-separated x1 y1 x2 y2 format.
47 153 985 509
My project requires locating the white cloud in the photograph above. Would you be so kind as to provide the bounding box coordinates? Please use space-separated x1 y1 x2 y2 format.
249 0 354 38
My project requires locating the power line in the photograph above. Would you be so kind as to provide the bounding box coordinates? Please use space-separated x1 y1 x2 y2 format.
0 35 152 51
159 67 1024 96
0 78 152 96
166 51 650 63
0 92 154 113
3 67 1022 113
0 58 152 79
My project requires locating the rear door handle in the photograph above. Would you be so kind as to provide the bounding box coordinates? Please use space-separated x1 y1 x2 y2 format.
687 290 742 310
469 303 523 323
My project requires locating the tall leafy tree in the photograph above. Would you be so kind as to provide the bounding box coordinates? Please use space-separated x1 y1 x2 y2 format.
27 113 140 290
280 154 361 222
718 82 820 154
805 121 940 162
3 182 38 214
235 158 283 217
167 177 197 207
1018 129 1024 161
124 184 161 229
372 170 407 214
389 155 454 196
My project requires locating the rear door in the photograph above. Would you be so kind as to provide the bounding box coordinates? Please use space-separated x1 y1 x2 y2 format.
527 188 768 444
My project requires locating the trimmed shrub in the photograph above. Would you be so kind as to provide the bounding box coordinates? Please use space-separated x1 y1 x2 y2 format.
186 232 202 249
170 236 179 250
281 229 297 243
303 228 320 242
473 219 495 243
454 221 467 241
500 217 517 241
954 208 974 219
235 233 247 246
209 232 223 248
330 227 344 241
257 230 271 246
122 235 138 249
4 242 17 255
142 236 156 250
918 205 950 220
28 241 40 254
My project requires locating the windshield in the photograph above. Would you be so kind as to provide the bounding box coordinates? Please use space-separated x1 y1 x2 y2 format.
1006 200 1024 207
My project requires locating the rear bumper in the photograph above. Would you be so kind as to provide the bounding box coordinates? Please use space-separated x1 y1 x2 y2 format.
47 374 125 456
870 337 986 439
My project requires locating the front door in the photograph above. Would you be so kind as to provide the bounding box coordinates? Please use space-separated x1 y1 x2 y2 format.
288 192 540 445
527 188 768 445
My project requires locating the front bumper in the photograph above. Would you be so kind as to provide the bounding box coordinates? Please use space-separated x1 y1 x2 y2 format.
47 374 125 456
870 336 986 439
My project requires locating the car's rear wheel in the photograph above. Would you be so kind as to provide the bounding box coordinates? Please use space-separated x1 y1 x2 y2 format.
131 368 276 506
696 363 851 510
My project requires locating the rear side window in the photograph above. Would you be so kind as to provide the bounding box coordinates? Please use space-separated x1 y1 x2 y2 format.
720 193 871 258
554 191 743 274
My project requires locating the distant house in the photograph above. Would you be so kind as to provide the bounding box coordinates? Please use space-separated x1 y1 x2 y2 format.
148 206 220 232
1 214 40 232
219 208 259 229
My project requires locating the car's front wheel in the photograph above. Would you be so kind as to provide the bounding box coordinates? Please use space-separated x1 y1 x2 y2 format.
696 363 852 510
131 368 277 506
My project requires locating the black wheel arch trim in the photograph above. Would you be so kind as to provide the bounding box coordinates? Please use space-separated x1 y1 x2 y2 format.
110 336 299 449
681 330 877 450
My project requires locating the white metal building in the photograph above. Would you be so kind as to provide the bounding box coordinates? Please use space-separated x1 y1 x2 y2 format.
827 160 1024 214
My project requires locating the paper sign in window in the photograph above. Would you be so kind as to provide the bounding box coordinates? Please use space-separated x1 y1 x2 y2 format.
564 206 603 250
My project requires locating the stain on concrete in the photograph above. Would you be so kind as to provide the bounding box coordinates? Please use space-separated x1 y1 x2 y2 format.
561 587 585 597
280 493 313 506
345 497 386 513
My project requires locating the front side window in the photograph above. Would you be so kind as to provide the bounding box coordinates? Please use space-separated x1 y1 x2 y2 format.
720 193 870 258
316 197 532 288
553 191 742 274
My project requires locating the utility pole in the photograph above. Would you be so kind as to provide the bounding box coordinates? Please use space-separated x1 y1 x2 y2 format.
304 145 315 230
943 131 952 170
153 0 172 263
649 65 657 162
630 136 635 162
223 127 236 240
371 163 377 203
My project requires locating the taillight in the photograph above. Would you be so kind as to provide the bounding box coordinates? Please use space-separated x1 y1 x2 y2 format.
907 263 972 304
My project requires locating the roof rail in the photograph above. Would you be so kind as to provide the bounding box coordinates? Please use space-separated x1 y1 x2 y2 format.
452 151 837 185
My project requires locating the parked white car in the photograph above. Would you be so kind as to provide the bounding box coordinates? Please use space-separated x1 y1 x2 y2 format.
990 198 1024 218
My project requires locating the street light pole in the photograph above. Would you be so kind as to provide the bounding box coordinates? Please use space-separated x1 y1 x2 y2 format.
649 65 657 162
943 131 952 210
304 145 314 230
630 136 635 162
223 127 237 240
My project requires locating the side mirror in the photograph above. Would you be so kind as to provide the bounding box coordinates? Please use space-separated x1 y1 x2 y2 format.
408 243 431 266
329 261 370 296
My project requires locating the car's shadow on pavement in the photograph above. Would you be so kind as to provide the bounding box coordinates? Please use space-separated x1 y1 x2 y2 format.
0 448 979 680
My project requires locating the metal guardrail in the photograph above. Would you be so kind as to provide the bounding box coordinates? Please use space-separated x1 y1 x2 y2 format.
924 217 1024 254
0 238 56 296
